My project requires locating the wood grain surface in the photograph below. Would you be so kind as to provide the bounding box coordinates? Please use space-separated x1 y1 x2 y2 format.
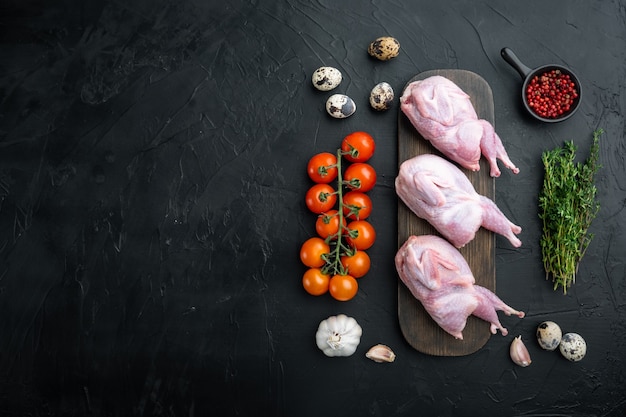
397 69 496 356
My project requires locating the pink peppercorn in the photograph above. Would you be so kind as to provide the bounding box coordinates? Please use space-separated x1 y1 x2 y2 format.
526 69 578 119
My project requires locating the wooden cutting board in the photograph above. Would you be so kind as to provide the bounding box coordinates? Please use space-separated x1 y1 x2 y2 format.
397 69 496 356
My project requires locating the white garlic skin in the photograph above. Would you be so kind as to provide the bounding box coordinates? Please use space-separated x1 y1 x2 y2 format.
536 321 562 351
559 333 587 362
365 344 396 363
315 314 362 357
510 335 532 367
311 66 342 91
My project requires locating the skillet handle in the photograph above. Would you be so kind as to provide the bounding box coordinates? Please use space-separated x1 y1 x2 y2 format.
501 47 533 79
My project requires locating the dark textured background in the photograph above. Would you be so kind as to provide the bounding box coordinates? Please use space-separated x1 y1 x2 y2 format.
1 1 625 416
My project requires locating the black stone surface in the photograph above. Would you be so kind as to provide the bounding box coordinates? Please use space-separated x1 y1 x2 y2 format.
1 1 625 416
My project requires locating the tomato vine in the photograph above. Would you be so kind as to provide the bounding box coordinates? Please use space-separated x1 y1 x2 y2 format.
300 132 377 301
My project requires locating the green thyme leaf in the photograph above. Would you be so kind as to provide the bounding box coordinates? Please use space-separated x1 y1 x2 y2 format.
538 129 603 293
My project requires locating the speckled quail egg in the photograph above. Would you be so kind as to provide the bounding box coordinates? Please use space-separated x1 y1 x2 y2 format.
536 321 562 351
369 82 394 111
311 66 343 91
559 332 587 362
325 94 356 119
368 36 400 61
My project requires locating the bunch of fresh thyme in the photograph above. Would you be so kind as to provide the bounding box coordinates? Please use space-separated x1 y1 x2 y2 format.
538 129 603 294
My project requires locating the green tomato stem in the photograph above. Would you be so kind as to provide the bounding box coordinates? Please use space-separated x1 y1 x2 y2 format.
322 149 352 276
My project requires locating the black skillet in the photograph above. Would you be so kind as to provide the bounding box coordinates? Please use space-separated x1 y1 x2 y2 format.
501 47 581 123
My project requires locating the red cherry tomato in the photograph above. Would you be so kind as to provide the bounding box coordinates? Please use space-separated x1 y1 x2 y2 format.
300 237 330 268
340 251 371 278
329 274 358 301
342 191 372 220
307 152 338 183
341 131 375 163
315 210 345 239
344 163 377 192
346 220 376 250
302 268 330 295
305 183 337 214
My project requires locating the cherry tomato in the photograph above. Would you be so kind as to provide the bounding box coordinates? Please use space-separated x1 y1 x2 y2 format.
315 210 345 239
305 183 337 214
344 163 377 192
340 251 371 278
307 152 338 183
329 274 358 301
302 268 330 296
342 191 372 220
341 131 375 163
300 237 330 268
346 220 376 250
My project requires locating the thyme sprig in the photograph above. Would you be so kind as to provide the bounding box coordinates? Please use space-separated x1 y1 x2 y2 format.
538 129 603 294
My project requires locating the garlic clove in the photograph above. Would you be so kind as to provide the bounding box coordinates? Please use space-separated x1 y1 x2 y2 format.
510 335 532 367
365 344 396 363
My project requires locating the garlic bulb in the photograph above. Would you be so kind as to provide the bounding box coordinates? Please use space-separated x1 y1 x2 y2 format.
365 344 396 363
315 314 362 357
510 335 532 367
